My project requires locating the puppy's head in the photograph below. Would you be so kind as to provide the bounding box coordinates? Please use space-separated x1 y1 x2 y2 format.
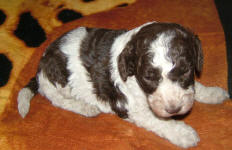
118 23 203 118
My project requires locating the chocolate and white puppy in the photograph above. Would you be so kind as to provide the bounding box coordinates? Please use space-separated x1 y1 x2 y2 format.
18 22 229 148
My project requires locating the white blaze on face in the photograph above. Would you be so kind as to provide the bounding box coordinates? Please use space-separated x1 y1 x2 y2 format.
150 32 174 75
147 32 194 117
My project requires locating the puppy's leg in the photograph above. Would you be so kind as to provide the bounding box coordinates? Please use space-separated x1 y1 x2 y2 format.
127 107 199 148
194 81 229 104
51 97 101 117
38 72 100 117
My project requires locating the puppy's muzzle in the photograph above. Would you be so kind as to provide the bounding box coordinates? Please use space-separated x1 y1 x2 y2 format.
149 93 194 118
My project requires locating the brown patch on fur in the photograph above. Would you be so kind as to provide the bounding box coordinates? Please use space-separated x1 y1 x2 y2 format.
38 36 70 87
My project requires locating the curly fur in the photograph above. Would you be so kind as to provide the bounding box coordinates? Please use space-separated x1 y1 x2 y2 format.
18 22 229 148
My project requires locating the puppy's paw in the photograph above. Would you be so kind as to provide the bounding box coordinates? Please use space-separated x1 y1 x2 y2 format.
166 121 200 148
195 86 229 104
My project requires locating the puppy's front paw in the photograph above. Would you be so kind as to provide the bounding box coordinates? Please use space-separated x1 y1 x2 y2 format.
166 121 200 148
195 86 229 104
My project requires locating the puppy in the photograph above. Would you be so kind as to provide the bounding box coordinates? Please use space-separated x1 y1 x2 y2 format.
18 22 229 148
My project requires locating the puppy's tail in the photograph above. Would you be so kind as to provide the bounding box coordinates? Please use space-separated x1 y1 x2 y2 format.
17 77 38 118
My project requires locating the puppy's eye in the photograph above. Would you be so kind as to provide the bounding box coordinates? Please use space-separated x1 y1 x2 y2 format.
181 67 192 77
144 74 153 81
143 68 162 82
180 66 190 76
183 69 190 76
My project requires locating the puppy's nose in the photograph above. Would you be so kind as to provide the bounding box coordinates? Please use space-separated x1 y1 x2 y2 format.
165 106 181 114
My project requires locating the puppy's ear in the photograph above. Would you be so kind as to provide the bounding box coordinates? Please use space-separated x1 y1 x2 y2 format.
118 43 136 81
193 35 203 77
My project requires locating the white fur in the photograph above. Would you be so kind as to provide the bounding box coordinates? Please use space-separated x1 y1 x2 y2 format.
150 32 174 73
